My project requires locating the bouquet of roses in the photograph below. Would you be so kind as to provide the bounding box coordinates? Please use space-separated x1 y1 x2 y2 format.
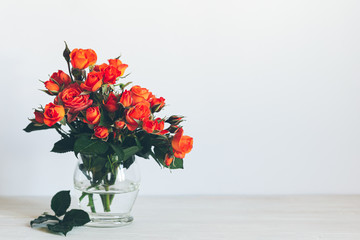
24 43 193 216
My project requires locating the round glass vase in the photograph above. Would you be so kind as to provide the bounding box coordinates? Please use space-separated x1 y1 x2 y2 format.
73 154 141 227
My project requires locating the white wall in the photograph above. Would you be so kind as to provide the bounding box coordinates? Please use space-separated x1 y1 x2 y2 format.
1 0 360 196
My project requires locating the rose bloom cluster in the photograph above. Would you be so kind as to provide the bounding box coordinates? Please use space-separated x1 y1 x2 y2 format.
32 48 193 164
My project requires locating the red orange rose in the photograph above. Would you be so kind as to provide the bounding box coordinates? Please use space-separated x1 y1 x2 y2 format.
50 70 71 86
81 71 103 92
94 126 109 139
43 103 65 127
94 63 121 84
153 118 168 135
130 85 151 104
150 96 165 112
142 118 156 133
171 128 193 159
125 101 151 131
45 70 71 94
70 49 97 69
119 90 132 107
44 80 60 93
84 106 101 125
103 65 121 84
103 92 119 112
58 83 93 112
108 59 128 77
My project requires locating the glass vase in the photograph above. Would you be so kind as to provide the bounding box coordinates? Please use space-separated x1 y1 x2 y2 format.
73 154 141 227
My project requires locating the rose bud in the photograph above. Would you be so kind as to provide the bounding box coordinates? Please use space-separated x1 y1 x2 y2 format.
84 106 101 125
119 90 132 107
43 103 65 127
115 120 126 129
164 153 174 166
103 92 119 112
171 128 193 159
166 115 184 125
34 110 44 124
94 126 109 139
167 125 180 133
63 42 71 62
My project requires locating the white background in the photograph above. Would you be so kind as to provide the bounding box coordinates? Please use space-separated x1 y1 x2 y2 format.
0 0 359 196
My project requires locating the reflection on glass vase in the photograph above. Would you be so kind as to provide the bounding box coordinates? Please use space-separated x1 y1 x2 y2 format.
73 154 141 227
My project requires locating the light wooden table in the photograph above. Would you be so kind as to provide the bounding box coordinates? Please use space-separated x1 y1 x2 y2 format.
0 196 360 239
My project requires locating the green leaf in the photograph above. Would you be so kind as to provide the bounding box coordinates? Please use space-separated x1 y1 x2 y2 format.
31 190 90 236
47 222 73 236
172 157 184 169
109 143 125 161
119 73 131 79
51 190 71 217
135 135 152 159
123 155 135 169
153 146 166 167
80 154 108 184
80 154 107 172
78 164 92 180
30 215 59 227
51 137 75 153
99 108 113 127
39 89 56 96
23 122 55 133
74 135 109 156
110 144 141 162
123 146 141 160
153 146 166 160
110 144 140 168
63 209 91 227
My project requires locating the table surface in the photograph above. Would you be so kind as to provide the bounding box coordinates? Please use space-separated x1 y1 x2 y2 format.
0 195 360 239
